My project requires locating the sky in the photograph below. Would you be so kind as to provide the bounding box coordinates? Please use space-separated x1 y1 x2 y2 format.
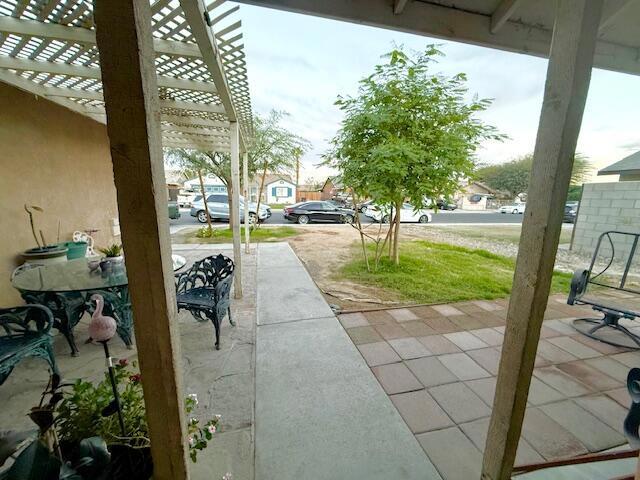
231 2 640 184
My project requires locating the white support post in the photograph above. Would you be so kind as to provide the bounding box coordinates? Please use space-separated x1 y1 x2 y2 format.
93 1 189 479
230 121 243 298
482 1 603 479
243 151 250 254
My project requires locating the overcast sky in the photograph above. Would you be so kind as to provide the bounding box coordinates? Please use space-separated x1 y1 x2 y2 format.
232 3 640 184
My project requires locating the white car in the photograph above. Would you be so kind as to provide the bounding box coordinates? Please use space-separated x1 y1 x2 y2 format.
365 203 432 223
499 204 526 214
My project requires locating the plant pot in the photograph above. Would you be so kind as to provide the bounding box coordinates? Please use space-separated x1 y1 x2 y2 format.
61 241 88 260
22 245 68 265
106 444 153 480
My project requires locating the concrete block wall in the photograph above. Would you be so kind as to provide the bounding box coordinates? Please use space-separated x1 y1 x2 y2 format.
572 181 640 257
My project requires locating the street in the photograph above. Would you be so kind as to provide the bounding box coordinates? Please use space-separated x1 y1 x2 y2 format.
170 208 526 229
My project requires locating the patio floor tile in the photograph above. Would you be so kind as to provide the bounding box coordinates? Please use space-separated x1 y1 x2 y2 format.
444 331 489 351
363 309 396 325
357 341 401 367
429 382 491 423
465 377 497 406
338 312 368 329
459 416 544 466
610 351 640 367
447 314 486 330
417 427 482 480
555 361 622 391
371 363 423 394
406 356 458 387
410 305 440 319
544 308 572 320
388 337 432 360
536 339 578 363
469 328 504 346
388 308 419 322
521 408 588 460
423 316 461 333
468 311 505 327
605 388 630 407
527 377 565 406
574 394 628 432
432 304 465 316
437 353 491 381
539 400 625 452
543 319 577 336
346 326 383 345
570 334 628 355
547 336 601 359
453 302 484 314
390 389 453 434
374 323 411 340
467 347 501 376
584 356 630 383
473 300 503 311
533 366 594 397
401 320 437 337
539 325 563 338
417 335 461 355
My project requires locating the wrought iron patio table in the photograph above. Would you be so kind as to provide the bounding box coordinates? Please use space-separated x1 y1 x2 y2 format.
11 258 134 352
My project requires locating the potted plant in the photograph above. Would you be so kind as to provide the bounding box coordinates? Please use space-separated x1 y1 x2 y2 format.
21 205 68 264
98 244 123 271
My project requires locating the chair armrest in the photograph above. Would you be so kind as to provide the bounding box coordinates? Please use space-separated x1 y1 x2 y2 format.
0 304 54 336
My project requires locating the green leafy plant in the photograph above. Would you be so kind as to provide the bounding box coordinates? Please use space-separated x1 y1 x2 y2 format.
98 244 122 258
196 226 218 239
184 394 220 462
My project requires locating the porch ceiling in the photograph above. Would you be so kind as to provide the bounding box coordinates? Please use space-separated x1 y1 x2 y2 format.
0 0 253 152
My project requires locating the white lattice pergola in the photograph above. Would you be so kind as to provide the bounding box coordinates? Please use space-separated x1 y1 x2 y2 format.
0 0 253 152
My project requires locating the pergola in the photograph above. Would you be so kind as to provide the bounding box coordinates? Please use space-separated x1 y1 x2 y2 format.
0 0 253 478
232 1 639 480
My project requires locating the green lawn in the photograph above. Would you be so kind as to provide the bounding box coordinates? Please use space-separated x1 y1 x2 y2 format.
174 226 300 244
265 203 291 210
434 225 573 245
340 240 571 304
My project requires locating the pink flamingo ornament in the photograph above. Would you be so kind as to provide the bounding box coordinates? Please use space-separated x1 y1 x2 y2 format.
88 294 117 342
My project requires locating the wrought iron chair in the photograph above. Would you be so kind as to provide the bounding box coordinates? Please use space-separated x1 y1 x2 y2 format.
0 304 59 385
568 230 640 349
175 254 235 350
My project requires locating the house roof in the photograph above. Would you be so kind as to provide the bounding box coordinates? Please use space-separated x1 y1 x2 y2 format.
264 174 294 186
598 151 640 176
298 184 319 191
322 175 343 190
0 0 254 152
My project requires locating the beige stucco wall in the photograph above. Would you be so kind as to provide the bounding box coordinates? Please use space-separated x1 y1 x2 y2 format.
0 82 119 306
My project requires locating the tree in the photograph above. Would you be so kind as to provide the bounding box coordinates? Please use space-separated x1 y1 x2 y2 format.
249 110 310 216
325 46 504 265
476 153 592 199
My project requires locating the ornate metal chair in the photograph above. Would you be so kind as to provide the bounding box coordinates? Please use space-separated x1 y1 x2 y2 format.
0 304 59 385
175 254 235 350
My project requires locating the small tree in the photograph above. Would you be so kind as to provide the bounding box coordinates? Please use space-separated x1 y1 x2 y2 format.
326 46 504 265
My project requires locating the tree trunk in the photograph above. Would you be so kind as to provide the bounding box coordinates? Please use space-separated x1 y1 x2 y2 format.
254 162 269 228
226 181 234 231
392 199 402 265
388 204 394 259
197 169 213 231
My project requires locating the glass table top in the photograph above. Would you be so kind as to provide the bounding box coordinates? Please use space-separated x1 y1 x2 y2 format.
12 259 128 293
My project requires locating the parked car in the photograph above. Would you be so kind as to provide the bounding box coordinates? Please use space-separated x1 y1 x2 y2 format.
357 199 375 213
365 203 432 223
190 194 271 223
168 201 180 219
499 204 526 214
283 201 356 224
177 189 197 207
436 199 458 211
563 203 578 223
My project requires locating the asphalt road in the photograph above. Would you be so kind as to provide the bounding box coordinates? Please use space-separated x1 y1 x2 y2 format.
170 209 525 229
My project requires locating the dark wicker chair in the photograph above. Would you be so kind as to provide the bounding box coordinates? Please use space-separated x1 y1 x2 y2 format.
0 304 59 385
176 254 235 350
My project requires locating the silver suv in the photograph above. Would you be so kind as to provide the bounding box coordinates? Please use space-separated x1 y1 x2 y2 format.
190 194 271 223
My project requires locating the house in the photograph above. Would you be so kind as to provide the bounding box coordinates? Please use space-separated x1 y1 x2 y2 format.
598 151 640 181
183 176 228 195
296 184 322 202
455 181 497 210
265 175 296 204
320 176 344 200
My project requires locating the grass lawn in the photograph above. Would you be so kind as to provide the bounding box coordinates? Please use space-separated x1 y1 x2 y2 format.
265 203 291 210
434 224 574 245
340 240 572 304
173 226 300 244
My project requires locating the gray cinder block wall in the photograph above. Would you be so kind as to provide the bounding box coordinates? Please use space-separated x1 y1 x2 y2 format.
572 181 640 257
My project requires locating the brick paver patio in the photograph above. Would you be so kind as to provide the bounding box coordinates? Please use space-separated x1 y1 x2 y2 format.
339 295 638 479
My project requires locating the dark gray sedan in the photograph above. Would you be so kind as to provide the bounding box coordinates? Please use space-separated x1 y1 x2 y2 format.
283 201 356 224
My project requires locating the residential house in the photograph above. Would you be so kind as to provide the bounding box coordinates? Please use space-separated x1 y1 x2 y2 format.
296 184 322 202
265 175 296 204
320 176 344 200
455 181 497 210
183 176 228 195
598 151 640 181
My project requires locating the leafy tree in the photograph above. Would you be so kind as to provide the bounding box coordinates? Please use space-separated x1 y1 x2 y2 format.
325 46 504 265
476 153 592 199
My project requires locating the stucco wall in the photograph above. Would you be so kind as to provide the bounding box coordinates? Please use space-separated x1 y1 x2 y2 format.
0 82 119 305
571 181 640 257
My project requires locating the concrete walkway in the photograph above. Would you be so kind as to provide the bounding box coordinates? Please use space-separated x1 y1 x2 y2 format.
255 242 441 479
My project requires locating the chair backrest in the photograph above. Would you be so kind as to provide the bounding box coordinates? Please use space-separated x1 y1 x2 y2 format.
73 231 96 257
10 262 42 281
0 305 54 337
176 254 234 294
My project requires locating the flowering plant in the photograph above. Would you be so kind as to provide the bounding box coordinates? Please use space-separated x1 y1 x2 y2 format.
184 393 221 462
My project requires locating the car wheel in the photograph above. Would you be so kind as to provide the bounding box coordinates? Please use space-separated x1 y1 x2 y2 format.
418 215 429 223
248 212 257 224
512 209 518 214
360 206 367 213
343 214 354 224
297 215 310 225
381 215 390 223
197 210 209 223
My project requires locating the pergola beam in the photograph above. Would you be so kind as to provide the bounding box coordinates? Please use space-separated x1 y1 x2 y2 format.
161 114 230 129
0 16 203 58
393 0 408 15
233 0 640 75
599 0 635 34
490 0 524 34
483 1 603 479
